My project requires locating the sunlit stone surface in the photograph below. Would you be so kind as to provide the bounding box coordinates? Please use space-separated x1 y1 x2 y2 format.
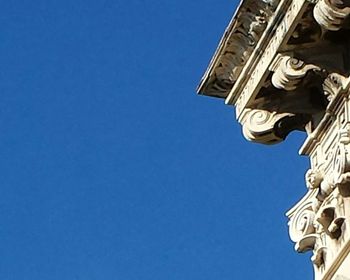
198 0 350 279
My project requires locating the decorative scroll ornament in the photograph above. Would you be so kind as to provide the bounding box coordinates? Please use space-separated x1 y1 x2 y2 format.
241 109 294 144
270 55 321 91
313 0 350 31
287 190 318 253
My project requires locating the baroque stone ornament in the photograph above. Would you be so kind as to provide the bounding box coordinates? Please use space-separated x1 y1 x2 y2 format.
197 0 278 98
270 55 321 91
313 0 350 31
241 109 294 144
323 73 350 101
287 189 319 253
198 0 350 279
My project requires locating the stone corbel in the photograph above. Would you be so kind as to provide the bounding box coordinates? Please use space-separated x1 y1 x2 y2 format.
241 109 292 144
240 109 309 144
269 55 321 91
313 0 350 31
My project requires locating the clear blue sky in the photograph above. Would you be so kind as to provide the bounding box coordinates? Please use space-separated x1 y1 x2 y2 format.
0 1 313 279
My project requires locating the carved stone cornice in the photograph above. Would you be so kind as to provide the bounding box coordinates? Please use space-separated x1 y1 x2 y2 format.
198 0 350 147
227 0 310 118
197 0 278 99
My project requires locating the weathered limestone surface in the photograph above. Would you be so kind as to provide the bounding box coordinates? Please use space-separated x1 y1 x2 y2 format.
198 0 350 279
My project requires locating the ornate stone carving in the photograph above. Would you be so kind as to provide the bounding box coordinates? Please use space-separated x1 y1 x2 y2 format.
287 190 318 253
241 108 311 144
306 168 323 190
305 168 325 212
333 126 350 196
287 121 350 270
270 55 321 91
198 0 350 278
198 0 277 98
313 0 350 31
315 191 346 242
311 245 327 267
240 109 306 144
323 73 350 101
288 176 347 272
228 0 309 116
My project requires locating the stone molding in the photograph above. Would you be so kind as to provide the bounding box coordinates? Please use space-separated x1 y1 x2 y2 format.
228 0 309 117
197 0 278 98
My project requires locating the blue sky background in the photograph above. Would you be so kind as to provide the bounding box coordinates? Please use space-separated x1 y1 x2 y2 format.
0 1 314 279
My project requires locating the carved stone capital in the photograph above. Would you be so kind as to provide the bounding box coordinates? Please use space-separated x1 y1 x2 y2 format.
313 0 350 31
288 127 350 274
287 188 348 274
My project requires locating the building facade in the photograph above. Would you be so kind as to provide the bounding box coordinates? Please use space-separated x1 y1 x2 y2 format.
198 0 350 279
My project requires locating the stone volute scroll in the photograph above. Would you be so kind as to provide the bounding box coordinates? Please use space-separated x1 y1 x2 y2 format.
287 188 319 253
270 55 321 91
240 109 311 144
240 109 294 144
